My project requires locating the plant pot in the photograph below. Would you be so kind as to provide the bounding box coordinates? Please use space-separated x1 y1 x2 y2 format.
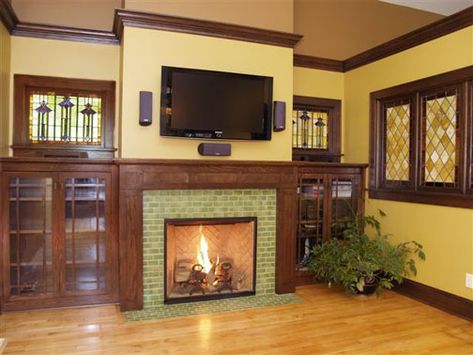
357 275 379 295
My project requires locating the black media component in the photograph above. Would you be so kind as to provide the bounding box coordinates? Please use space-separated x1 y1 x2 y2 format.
161 66 273 140
273 101 286 131
197 143 231 156
139 91 153 126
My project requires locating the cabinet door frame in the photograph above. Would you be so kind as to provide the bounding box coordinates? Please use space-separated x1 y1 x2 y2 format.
1 171 59 305
1 168 118 311
58 172 116 298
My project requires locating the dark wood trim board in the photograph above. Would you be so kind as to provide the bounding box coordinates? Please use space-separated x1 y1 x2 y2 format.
112 9 302 48
0 0 18 33
294 6 473 72
396 279 473 322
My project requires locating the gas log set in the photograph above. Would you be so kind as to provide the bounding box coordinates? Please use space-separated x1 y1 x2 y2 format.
165 219 256 302
172 234 246 296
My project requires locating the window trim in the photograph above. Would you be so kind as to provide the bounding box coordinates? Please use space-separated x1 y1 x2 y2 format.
369 66 473 209
292 95 342 162
13 74 116 159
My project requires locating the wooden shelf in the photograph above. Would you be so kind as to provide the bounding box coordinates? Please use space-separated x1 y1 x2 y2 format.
11 260 106 267
9 198 51 202
10 229 51 235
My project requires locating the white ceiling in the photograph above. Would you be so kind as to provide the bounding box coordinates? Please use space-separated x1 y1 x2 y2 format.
380 0 472 16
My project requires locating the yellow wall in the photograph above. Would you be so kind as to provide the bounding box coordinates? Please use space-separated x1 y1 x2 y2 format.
344 26 473 300
0 23 10 156
8 36 120 155
120 26 294 160
293 67 345 155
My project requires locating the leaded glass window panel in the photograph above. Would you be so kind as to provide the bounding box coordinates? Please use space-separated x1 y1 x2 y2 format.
422 91 458 187
384 102 410 182
292 109 328 149
29 93 102 145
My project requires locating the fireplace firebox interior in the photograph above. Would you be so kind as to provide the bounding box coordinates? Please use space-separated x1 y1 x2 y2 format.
164 217 257 303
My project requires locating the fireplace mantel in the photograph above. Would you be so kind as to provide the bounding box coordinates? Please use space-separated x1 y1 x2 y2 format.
117 159 367 311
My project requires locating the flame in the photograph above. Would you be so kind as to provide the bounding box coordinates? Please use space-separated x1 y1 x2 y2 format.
196 231 212 274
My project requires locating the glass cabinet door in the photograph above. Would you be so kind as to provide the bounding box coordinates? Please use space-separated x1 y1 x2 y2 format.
297 176 325 271
330 177 359 239
63 175 108 294
8 176 53 296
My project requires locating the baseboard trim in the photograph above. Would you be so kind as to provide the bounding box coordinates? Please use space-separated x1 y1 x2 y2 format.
395 279 473 322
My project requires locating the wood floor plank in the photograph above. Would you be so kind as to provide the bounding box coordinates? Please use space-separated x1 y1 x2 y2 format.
0 284 472 354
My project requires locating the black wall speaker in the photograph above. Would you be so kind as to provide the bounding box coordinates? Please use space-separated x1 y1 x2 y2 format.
198 143 231 156
273 101 286 131
139 91 153 126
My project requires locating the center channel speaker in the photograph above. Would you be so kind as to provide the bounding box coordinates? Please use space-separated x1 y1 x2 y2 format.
198 143 231 156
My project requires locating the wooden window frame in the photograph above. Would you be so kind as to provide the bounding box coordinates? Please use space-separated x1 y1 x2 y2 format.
13 74 116 159
370 66 473 209
292 96 342 162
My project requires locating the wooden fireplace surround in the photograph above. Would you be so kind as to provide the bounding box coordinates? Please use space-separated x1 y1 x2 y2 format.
0 157 367 312
116 159 366 311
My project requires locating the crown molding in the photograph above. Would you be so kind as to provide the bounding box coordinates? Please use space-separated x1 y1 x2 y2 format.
0 0 18 32
343 6 473 71
12 22 119 44
113 9 303 48
293 54 344 72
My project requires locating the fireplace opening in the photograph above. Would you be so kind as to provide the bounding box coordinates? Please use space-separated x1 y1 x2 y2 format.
164 217 257 304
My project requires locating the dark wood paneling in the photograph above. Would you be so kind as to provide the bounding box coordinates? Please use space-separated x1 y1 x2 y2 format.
113 9 303 48
118 189 143 311
12 22 119 45
395 279 473 322
0 0 18 32
344 6 473 71
293 54 344 72
117 159 367 310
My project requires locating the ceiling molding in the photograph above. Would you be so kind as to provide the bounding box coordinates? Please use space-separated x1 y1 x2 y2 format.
2 1 472 72
343 6 473 71
12 22 119 45
0 0 18 32
293 54 344 72
113 9 303 48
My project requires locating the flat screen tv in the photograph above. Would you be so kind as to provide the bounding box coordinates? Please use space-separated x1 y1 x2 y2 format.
160 66 273 140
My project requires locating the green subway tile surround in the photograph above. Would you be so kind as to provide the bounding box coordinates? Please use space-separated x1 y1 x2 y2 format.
125 189 300 321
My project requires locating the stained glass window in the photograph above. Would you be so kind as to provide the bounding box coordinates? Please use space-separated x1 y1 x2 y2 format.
422 91 458 187
385 102 410 182
370 66 472 209
29 93 102 145
292 109 328 149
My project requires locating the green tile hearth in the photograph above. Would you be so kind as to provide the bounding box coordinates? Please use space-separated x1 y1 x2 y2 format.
124 294 301 321
123 188 286 321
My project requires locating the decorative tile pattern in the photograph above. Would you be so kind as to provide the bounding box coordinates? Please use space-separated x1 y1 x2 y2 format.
124 293 301 321
424 94 457 184
292 110 328 149
123 189 296 321
385 104 410 181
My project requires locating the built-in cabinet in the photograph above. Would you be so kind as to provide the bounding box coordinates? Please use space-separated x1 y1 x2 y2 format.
1 160 118 311
295 166 365 284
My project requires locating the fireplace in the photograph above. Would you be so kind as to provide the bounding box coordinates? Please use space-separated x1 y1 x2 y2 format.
164 217 257 303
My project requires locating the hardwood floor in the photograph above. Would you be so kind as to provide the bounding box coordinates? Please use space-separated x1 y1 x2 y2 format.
0 284 472 354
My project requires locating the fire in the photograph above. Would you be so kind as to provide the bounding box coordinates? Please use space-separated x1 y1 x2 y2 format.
196 231 212 274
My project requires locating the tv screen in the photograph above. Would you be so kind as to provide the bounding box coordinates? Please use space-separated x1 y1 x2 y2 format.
160 66 273 140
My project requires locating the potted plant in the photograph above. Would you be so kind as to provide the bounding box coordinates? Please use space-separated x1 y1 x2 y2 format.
308 210 426 295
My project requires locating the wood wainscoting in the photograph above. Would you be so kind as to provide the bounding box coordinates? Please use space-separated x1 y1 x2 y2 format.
116 159 367 311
